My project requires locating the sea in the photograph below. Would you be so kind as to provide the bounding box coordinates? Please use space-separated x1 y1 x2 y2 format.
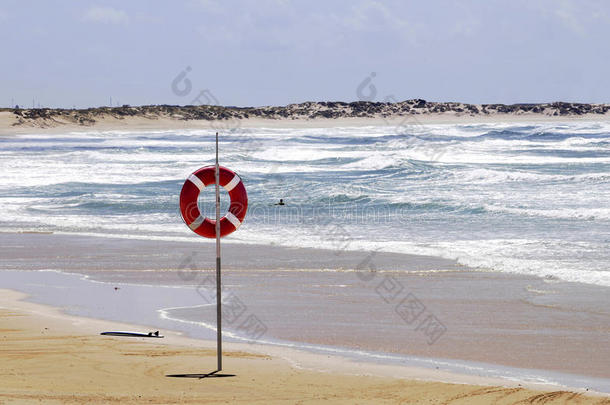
1 122 609 286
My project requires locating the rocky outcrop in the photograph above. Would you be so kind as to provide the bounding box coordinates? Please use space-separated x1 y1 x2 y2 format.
4 100 609 128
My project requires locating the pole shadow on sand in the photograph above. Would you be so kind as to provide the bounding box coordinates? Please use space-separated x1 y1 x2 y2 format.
166 370 236 379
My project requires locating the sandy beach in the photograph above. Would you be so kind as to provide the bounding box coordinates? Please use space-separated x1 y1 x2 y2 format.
1 232 609 403
1 289 608 404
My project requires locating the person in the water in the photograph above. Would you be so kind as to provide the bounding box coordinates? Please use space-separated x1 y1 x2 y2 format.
275 199 285 206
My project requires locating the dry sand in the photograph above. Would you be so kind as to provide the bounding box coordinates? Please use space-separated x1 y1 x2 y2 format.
0 290 608 404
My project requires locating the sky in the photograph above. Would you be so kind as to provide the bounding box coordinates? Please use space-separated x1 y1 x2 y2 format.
1 0 609 108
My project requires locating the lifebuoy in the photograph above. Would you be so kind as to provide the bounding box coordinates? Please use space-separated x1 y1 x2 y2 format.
179 166 248 238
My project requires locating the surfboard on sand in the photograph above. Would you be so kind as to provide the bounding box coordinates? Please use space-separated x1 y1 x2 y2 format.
100 331 164 338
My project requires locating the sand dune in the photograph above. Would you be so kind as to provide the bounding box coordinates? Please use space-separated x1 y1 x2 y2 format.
1 100 609 135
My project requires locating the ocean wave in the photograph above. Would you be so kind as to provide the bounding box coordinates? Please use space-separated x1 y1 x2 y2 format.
1 123 609 288
450 168 610 184
484 205 610 220
427 239 610 287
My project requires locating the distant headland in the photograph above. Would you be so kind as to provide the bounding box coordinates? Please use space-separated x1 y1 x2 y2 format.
1 100 609 134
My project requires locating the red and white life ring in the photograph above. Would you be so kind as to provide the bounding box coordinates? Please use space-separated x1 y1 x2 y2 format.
179 166 248 238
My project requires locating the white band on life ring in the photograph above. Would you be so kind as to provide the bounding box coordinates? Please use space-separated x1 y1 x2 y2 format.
224 175 241 192
188 174 205 190
225 212 242 229
188 214 205 230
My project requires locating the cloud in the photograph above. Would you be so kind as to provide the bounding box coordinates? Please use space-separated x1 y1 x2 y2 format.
83 6 129 25
339 1 418 42
191 0 223 13
0 10 7 21
192 0 420 53
553 0 588 36
532 0 610 37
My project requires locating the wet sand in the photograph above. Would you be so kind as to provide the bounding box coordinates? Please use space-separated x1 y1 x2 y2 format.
1 232 609 389
1 289 608 404
0 232 463 273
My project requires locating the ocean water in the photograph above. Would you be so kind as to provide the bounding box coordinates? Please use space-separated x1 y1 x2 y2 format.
1 122 609 286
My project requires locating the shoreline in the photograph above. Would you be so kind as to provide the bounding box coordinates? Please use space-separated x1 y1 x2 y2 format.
0 231 465 273
1 233 609 391
1 288 608 403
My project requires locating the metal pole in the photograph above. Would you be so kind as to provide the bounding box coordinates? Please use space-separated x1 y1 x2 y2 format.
215 132 222 371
